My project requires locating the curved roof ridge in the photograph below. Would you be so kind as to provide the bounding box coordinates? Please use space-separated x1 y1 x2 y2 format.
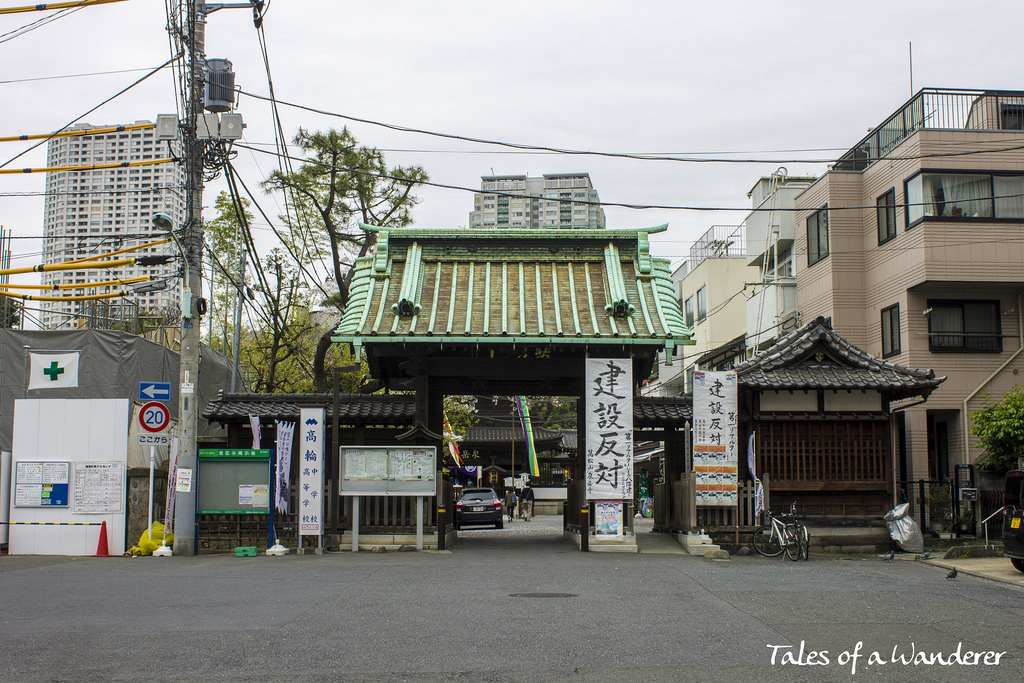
733 316 944 399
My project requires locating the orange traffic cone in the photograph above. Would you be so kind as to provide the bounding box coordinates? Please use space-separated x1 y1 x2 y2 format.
95 520 110 557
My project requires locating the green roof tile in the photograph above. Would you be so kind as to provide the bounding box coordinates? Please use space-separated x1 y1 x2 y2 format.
333 224 693 356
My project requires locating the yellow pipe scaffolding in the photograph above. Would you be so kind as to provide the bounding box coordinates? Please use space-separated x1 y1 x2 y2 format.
0 122 154 143
0 275 149 291
0 1 128 15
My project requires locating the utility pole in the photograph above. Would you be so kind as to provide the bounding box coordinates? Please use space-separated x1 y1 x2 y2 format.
172 0 206 556
166 1 253 556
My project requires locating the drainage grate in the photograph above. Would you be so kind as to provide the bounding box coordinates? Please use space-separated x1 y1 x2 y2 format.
509 592 577 598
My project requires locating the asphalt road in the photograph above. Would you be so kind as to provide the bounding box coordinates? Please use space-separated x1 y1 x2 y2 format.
2 517 1022 682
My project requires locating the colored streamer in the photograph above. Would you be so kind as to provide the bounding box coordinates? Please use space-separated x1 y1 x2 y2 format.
515 396 540 477
443 414 463 466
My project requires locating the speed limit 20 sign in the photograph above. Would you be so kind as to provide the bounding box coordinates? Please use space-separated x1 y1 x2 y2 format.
139 401 171 433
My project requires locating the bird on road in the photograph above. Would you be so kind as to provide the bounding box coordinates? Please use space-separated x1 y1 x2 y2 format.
883 550 895 562
946 567 958 580
919 550 931 561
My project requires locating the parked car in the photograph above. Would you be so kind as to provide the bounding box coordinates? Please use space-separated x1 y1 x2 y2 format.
455 487 503 529
1002 470 1024 573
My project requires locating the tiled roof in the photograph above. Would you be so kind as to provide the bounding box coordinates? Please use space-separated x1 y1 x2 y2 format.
202 392 415 425
333 225 692 356
635 396 692 425
463 426 565 446
204 392 694 430
733 316 945 399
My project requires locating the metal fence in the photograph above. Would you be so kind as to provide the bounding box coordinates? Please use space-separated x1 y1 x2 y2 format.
835 88 1024 171
896 478 1003 538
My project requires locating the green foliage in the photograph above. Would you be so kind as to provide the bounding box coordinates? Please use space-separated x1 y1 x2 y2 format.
519 396 577 429
262 127 428 309
927 482 953 531
443 395 478 455
970 386 1024 471
204 191 254 356
262 128 428 391
0 298 22 328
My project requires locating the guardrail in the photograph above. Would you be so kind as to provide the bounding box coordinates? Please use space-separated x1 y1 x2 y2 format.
982 506 1005 549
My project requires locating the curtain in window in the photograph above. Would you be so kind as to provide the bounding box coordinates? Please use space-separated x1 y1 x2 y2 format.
907 176 925 222
939 175 992 218
965 302 999 351
930 306 962 349
994 176 1024 218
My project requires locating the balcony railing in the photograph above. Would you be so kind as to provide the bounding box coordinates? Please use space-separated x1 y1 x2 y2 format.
681 224 745 274
834 88 1024 172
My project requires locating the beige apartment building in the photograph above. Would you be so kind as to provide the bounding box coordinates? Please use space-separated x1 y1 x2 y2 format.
648 224 752 397
794 88 1024 485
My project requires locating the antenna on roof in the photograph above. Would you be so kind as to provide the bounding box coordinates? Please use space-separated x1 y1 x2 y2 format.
909 42 914 96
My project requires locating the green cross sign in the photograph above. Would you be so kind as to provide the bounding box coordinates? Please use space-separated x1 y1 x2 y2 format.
43 361 65 381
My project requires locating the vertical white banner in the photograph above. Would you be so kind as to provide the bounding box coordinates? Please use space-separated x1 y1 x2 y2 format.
693 371 738 506
298 408 325 537
585 358 633 500
275 420 295 513
249 414 261 450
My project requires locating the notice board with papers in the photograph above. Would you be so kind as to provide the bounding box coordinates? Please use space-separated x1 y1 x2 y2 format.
340 446 436 496
196 449 272 514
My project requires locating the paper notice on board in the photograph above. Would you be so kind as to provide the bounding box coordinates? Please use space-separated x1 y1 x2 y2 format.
239 484 254 505
252 484 269 508
72 462 124 514
344 452 366 479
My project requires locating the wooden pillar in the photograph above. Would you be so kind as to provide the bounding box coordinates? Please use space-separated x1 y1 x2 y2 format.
664 427 685 485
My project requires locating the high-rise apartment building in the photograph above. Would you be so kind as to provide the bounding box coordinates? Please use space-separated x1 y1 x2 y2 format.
41 121 185 329
469 173 605 229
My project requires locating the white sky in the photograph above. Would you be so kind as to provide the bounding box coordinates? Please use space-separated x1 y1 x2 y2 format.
2 0 1023 294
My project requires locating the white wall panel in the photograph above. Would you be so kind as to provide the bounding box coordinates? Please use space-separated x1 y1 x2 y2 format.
9 399 129 555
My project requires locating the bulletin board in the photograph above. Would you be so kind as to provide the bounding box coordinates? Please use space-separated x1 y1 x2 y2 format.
340 446 436 496
14 461 70 507
196 449 271 514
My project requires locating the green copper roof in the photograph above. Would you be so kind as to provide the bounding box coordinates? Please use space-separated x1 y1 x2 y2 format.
333 224 693 358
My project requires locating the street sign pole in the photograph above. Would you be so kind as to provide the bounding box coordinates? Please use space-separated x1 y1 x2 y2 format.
148 444 157 544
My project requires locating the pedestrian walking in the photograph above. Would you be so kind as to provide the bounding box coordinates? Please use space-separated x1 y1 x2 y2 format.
521 484 535 521
504 488 516 523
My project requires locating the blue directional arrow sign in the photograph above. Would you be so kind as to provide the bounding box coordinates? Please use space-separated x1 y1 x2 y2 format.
139 381 172 402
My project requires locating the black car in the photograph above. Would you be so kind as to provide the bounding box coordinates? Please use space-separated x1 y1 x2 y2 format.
455 488 504 529
1002 470 1024 573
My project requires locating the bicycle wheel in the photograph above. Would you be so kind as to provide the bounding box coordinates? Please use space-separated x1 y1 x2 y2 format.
751 524 784 557
799 524 811 561
784 525 801 561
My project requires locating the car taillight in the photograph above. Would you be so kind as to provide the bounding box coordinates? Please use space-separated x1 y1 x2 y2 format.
456 502 464 510
493 500 502 508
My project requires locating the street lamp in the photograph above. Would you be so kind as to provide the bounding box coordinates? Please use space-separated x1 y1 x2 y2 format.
152 213 193 319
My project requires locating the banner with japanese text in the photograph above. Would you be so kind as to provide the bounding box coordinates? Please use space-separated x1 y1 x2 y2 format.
275 420 295 513
693 370 738 506
298 408 324 536
585 358 633 500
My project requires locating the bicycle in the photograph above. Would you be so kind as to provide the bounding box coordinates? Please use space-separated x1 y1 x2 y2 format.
751 502 806 561
796 519 810 561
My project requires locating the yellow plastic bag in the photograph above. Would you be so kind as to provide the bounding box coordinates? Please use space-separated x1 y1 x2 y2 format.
129 522 173 556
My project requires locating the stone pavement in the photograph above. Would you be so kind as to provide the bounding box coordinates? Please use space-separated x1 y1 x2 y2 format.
888 552 1024 587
